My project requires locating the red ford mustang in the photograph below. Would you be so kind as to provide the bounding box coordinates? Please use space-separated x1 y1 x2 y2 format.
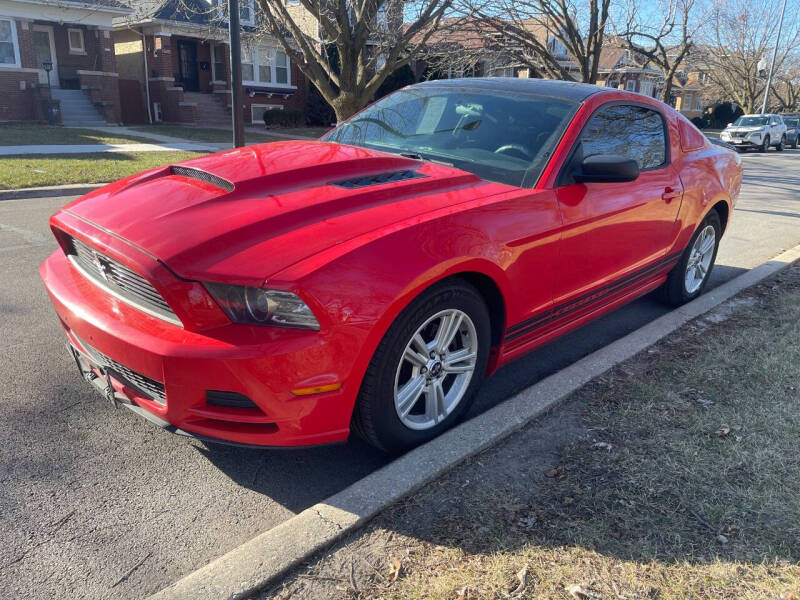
40 79 742 452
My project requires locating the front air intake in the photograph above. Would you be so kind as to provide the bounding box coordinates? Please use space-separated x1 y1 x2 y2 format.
331 170 426 189
170 165 234 192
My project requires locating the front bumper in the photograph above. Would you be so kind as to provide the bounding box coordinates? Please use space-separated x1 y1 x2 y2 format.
40 250 357 447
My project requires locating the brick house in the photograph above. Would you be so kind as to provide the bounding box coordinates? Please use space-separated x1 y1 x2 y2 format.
0 0 130 124
113 0 308 125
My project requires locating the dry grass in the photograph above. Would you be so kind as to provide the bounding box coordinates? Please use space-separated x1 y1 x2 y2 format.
0 124 155 146
266 266 800 600
0 151 208 189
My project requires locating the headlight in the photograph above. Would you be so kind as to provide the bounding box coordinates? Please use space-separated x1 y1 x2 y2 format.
204 283 320 330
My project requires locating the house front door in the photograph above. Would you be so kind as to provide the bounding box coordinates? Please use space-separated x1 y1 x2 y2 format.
178 40 199 91
32 25 58 87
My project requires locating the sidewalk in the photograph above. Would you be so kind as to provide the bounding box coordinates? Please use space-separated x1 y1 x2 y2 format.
262 263 800 600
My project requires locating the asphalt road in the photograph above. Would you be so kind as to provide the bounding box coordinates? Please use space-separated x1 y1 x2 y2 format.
1 150 799 599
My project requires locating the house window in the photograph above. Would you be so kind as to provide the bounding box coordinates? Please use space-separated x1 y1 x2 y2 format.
625 79 637 91
242 48 255 81
242 46 291 86
275 51 288 84
492 66 515 77
639 79 654 97
240 0 255 25
0 17 20 67
694 96 703 111
212 44 226 80
214 0 254 25
68 28 85 54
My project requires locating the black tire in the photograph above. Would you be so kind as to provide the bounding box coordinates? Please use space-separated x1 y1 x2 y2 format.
776 135 786 151
662 210 722 307
793 139 798 149
352 280 491 453
759 135 770 152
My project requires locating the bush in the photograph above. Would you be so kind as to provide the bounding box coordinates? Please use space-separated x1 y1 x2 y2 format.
262 108 304 128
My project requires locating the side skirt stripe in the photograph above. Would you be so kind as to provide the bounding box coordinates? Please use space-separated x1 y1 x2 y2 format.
504 251 682 343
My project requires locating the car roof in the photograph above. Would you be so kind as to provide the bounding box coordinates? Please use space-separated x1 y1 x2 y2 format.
412 77 606 102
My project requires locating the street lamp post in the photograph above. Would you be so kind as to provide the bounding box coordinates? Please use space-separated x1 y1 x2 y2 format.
762 0 788 114
42 60 55 126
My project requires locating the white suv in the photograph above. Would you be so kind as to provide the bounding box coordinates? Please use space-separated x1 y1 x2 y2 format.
720 114 787 152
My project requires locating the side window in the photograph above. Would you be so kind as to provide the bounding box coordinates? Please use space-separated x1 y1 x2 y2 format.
579 104 667 171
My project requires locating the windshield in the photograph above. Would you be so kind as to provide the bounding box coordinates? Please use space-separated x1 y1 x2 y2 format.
321 85 579 187
784 118 799 127
733 116 768 127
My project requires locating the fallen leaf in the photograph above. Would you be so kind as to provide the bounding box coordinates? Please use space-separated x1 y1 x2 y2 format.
591 441 613 452
545 467 560 478
717 534 729 545
516 515 538 530
455 585 469 600
716 424 731 437
387 558 402 581
563 496 575 505
510 564 529 597
566 583 602 599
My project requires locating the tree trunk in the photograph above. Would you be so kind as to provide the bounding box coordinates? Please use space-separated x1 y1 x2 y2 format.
330 92 368 123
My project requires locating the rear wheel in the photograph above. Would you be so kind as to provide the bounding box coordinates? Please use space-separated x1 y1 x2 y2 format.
662 210 721 307
352 280 490 452
776 135 786 151
792 137 798 149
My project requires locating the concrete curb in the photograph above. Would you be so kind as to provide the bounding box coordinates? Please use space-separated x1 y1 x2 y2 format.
0 183 106 201
148 244 800 600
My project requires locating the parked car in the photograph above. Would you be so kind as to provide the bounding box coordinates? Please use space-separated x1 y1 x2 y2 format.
720 113 788 152
781 113 800 149
40 79 743 452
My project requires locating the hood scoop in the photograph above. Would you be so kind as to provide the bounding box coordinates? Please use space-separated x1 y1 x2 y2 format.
170 165 234 192
331 169 426 189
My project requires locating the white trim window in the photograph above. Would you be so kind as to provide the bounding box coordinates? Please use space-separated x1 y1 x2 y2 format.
214 0 255 26
239 0 255 25
242 46 291 87
639 79 654 97
211 43 226 81
0 17 21 68
68 28 85 54
625 79 637 92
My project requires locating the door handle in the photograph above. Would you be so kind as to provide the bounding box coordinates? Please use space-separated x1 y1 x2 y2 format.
662 187 682 203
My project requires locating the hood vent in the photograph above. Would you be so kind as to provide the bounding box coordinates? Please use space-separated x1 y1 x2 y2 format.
170 165 234 192
331 169 426 189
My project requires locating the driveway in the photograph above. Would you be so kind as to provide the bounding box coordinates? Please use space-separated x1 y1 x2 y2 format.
1 150 799 599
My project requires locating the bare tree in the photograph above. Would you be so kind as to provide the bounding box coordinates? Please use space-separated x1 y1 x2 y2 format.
616 0 698 103
769 54 800 110
699 0 800 114
457 0 613 83
251 0 451 121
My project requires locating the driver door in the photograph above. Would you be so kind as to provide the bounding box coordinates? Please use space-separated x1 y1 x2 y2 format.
553 103 683 305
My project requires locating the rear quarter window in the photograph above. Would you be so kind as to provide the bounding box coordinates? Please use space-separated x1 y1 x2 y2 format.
677 117 707 152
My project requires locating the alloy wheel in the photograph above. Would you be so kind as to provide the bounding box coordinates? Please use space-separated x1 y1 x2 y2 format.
684 225 716 294
393 309 478 430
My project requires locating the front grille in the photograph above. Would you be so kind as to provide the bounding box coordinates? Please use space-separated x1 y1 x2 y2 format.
332 170 425 189
76 336 166 406
66 236 180 325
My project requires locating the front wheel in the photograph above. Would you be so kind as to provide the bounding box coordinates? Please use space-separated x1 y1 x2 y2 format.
776 135 786 151
662 210 721 307
352 280 490 452
759 135 770 152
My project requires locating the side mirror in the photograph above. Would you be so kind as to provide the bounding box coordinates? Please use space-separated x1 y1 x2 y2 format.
573 154 640 184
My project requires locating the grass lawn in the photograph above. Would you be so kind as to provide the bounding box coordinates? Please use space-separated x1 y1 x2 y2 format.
0 151 208 189
265 126 331 138
128 125 312 144
267 265 800 600
0 124 156 146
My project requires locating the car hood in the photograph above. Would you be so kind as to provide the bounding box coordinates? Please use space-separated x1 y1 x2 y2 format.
62 141 506 284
